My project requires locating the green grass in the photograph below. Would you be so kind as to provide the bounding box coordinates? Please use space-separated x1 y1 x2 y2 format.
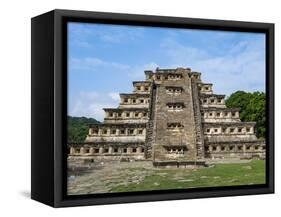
110 160 266 192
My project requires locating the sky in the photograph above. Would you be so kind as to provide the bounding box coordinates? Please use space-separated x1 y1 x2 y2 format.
67 22 266 121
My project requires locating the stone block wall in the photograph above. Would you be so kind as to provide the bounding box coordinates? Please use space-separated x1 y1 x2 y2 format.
151 68 198 162
68 67 266 163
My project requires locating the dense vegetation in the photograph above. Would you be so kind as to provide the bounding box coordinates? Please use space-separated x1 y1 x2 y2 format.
68 116 100 143
225 91 266 138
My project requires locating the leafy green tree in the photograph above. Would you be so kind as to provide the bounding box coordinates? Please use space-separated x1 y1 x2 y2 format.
67 116 100 143
225 91 266 138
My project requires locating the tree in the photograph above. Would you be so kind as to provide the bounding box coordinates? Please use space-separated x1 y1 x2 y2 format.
225 91 266 138
67 116 100 143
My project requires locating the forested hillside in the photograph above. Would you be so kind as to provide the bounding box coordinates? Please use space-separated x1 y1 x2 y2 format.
225 91 266 138
68 116 100 143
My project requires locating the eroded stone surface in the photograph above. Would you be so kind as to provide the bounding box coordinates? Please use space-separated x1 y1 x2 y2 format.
68 67 265 166
67 161 154 195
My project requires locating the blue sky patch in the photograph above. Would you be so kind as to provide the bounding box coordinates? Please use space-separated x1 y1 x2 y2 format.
67 22 265 121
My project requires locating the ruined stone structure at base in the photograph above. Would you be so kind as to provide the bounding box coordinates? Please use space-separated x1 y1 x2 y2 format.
68 67 265 166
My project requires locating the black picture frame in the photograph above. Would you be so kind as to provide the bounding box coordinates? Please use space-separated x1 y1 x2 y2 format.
31 9 274 207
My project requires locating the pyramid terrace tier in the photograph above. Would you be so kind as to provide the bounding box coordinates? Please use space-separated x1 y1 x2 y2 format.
200 93 226 108
68 142 146 160
119 93 150 108
203 122 258 143
85 123 147 143
103 107 149 124
132 81 152 93
203 122 256 135
204 139 265 160
201 107 241 122
198 83 213 95
144 67 202 83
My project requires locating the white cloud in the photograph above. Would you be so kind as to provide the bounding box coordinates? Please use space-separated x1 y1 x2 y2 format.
69 23 145 44
127 62 159 79
69 57 130 71
159 36 265 96
108 92 120 101
69 91 120 121
94 26 144 43
70 56 159 81
70 39 94 49
68 60 160 121
160 38 209 65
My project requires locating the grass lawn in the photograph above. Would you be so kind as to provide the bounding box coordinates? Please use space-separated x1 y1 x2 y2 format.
109 160 266 193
